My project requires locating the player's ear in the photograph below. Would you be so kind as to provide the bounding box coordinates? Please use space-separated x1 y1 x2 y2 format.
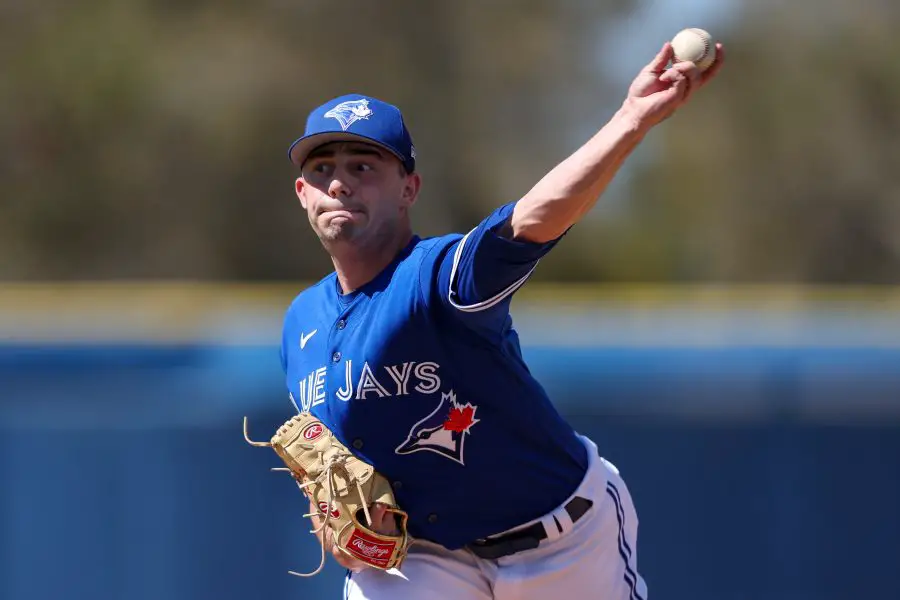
401 172 421 208
295 177 308 210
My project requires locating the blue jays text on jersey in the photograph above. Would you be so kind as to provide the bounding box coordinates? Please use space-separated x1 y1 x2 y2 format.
280 202 589 550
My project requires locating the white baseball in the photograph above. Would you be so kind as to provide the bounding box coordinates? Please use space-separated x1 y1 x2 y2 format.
671 28 717 72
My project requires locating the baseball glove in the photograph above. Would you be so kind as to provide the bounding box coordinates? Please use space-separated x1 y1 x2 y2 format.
243 413 411 577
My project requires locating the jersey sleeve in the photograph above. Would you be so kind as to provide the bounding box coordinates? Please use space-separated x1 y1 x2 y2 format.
428 201 566 336
280 331 288 374
281 305 301 412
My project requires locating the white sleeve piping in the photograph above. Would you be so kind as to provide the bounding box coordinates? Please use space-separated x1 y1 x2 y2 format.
447 229 539 313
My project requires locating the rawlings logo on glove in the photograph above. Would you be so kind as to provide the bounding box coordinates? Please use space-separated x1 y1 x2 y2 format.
244 413 411 577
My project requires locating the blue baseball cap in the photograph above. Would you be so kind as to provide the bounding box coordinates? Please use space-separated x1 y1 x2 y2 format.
288 94 416 173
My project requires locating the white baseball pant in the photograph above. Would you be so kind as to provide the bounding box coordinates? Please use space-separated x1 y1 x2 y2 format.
344 436 648 600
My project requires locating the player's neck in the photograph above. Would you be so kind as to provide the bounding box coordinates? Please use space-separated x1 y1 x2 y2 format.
331 229 414 294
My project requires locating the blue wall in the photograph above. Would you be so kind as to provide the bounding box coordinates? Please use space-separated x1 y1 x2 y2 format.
2 344 899 600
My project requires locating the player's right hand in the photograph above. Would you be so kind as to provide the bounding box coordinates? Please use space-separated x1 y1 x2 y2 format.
622 41 725 130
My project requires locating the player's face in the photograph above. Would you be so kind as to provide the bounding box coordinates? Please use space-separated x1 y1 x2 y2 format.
296 142 419 250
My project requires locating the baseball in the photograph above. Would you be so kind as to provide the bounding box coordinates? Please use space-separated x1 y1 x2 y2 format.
671 28 717 71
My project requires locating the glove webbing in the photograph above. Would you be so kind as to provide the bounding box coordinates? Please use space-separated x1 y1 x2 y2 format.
243 418 372 578
289 444 372 577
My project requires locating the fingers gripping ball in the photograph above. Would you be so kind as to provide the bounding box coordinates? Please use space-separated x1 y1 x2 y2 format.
244 413 411 577
671 28 717 71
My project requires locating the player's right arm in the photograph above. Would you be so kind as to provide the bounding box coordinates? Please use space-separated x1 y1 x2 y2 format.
418 201 559 340
510 42 724 244
421 43 723 338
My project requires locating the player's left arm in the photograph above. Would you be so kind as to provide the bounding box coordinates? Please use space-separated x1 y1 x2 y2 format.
510 41 724 244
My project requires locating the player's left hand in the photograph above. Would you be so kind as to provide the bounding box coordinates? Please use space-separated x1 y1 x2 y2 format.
622 41 725 130
244 413 411 577
310 501 401 573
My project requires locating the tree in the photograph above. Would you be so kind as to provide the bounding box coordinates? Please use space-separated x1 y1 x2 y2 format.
596 3 900 283
0 0 632 280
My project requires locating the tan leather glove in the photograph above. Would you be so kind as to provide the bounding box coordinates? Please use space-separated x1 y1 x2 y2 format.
244 413 411 577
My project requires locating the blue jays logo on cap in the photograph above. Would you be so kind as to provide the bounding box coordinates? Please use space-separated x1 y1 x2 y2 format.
394 391 480 466
324 98 374 131
288 93 416 173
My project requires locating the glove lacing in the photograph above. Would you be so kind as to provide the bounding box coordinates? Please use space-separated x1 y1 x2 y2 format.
288 443 372 577
243 417 373 578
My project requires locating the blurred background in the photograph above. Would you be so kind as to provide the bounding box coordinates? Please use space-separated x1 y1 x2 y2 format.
2 0 899 599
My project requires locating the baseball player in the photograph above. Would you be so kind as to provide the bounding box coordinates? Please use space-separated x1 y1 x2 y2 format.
276 41 724 599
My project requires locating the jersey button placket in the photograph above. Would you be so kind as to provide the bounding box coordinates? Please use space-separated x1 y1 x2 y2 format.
331 318 346 367
325 313 349 404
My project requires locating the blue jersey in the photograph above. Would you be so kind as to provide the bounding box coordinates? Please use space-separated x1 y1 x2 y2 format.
280 202 588 549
